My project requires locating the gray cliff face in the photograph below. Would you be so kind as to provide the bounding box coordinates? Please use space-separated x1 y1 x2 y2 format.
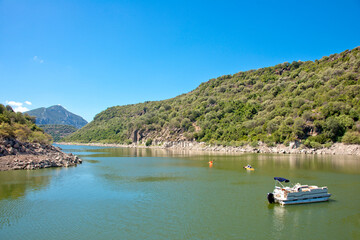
26 105 88 129
0 137 82 171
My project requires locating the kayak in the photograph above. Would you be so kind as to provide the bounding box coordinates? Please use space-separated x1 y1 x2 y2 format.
244 166 255 171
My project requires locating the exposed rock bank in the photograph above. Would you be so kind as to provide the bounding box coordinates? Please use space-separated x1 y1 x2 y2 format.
58 140 360 156
0 137 82 171
159 141 360 155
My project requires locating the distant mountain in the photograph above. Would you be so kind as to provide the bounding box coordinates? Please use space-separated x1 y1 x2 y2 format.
0 104 52 144
26 105 88 129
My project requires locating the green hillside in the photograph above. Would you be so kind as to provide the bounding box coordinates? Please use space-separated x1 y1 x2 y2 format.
38 124 78 142
64 47 360 147
0 104 52 144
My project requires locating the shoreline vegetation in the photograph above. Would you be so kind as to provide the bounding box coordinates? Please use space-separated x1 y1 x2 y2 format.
64 47 360 149
2 47 360 172
0 105 82 171
56 141 360 156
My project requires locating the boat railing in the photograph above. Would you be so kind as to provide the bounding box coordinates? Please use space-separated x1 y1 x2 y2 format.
275 181 295 189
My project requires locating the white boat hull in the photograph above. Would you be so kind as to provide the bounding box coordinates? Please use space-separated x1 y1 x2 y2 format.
276 195 331 205
268 181 332 205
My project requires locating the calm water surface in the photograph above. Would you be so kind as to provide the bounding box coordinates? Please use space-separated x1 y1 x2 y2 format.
0 145 359 240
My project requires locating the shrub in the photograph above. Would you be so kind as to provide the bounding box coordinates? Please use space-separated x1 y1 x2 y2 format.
310 141 322 149
342 131 360 144
0 122 14 137
265 141 276 147
145 139 153 146
304 139 322 149
325 117 345 141
29 131 52 145
180 118 192 131
293 118 306 139
14 126 31 142
307 134 329 144
250 140 259 147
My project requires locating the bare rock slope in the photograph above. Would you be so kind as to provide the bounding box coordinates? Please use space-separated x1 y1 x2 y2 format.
0 137 82 171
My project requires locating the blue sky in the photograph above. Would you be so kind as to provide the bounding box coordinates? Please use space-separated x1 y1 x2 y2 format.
1 0 359 122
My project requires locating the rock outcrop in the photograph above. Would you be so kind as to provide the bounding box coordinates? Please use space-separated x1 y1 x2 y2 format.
0 137 82 171
158 141 360 155
58 140 360 156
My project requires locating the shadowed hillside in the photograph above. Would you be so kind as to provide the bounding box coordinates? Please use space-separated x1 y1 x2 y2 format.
38 125 78 142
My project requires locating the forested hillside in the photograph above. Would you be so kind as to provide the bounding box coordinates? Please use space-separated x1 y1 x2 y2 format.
38 125 78 142
64 47 360 147
0 104 52 144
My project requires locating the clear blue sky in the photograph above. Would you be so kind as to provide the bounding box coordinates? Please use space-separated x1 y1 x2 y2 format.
1 0 359 122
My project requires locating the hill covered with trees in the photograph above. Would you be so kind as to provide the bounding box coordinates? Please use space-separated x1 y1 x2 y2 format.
0 104 83 171
64 47 360 148
38 125 78 142
0 104 52 144
25 105 87 141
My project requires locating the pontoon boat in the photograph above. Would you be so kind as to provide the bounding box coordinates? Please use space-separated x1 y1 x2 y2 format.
267 177 331 205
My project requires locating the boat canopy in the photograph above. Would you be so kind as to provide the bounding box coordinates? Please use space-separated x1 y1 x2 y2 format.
274 177 290 183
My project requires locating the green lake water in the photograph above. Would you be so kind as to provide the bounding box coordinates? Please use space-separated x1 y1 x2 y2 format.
1 145 359 240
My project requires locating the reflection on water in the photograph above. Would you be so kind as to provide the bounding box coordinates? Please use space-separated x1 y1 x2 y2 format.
256 154 360 173
58 145 360 174
272 205 286 233
85 159 100 164
0 169 53 229
269 200 336 239
0 170 51 200
0 145 359 240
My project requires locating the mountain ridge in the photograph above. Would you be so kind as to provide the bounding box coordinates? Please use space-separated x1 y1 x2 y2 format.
26 105 88 129
64 47 360 147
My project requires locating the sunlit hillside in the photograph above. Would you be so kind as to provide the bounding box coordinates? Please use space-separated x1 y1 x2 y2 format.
64 47 360 147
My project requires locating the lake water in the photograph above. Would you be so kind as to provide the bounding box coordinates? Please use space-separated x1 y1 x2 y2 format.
1 145 359 240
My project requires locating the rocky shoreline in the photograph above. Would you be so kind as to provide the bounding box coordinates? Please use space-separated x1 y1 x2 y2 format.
0 137 82 171
57 140 360 156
